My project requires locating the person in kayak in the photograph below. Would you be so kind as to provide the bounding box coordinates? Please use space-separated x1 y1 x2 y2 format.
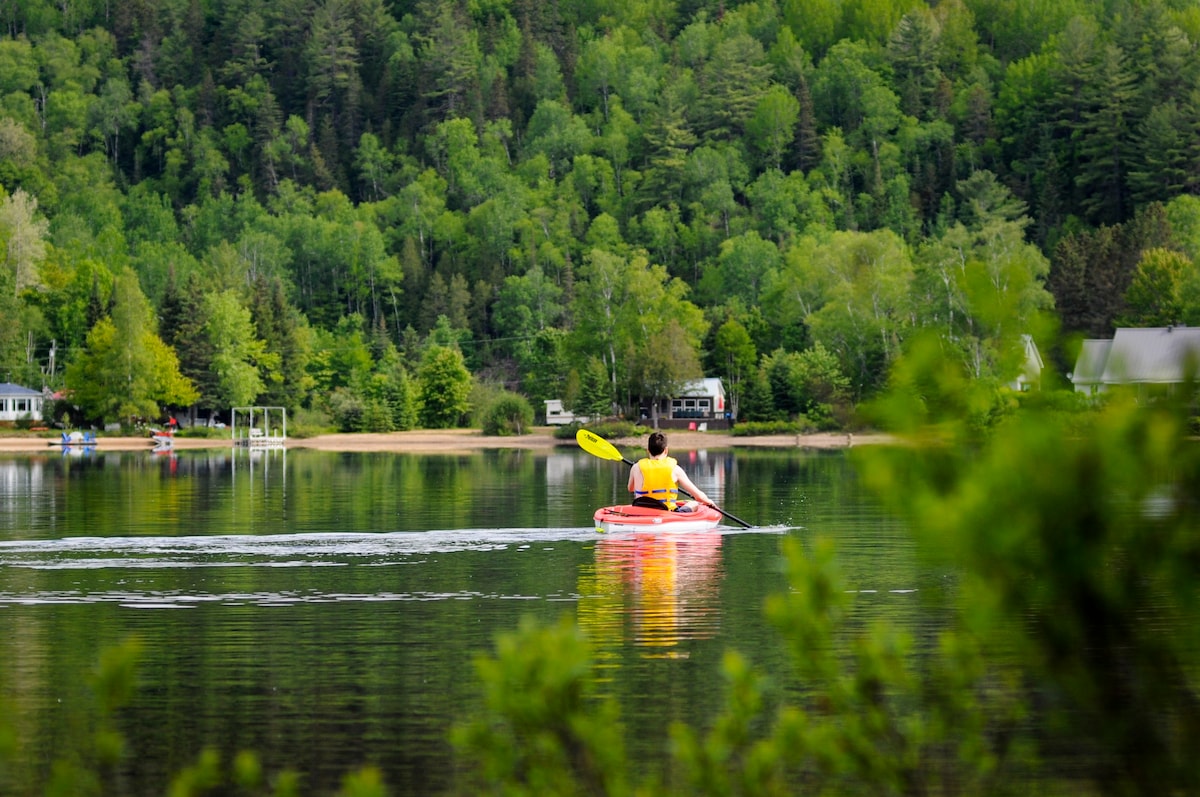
628 431 714 512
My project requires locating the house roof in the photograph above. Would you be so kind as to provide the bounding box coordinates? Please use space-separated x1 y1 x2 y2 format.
0 382 41 397
677 378 725 397
1101 327 1200 384
1071 339 1113 385
1020 334 1045 372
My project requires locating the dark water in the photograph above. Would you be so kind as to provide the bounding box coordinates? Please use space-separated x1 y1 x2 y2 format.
0 444 919 795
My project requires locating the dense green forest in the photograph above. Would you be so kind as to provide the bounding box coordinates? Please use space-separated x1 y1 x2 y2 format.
2 0 1200 430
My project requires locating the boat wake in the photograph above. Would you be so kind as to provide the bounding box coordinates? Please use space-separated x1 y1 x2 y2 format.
0 528 598 567
0 526 793 608
0 525 788 571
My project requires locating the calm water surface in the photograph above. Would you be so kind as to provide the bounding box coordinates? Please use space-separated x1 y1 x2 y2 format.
0 444 924 795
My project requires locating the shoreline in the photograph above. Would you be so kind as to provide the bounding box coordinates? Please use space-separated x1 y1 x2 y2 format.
0 428 887 454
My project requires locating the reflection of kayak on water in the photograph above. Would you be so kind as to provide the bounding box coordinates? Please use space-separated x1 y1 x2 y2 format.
586 530 725 655
593 504 723 534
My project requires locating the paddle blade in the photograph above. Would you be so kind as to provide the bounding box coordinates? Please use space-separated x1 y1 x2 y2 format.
576 428 626 462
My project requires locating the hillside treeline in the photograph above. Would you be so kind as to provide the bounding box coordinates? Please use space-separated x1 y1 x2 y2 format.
2 0 1200 429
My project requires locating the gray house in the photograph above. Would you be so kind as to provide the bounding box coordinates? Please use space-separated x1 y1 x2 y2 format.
0 382 44 423
1070 327 1200 396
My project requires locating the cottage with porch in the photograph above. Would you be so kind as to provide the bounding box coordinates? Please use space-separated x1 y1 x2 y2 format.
640 378 728 430
0 383 44 424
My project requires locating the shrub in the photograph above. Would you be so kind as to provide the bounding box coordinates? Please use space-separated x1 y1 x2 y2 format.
554 419 648 440
288 407 335 438
360 398 395 433
176 426 228 439
480 392 535 436
729 419 813 436
326 387 366 433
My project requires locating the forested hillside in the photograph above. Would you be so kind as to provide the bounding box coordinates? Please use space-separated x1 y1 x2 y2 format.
2 0 1200 430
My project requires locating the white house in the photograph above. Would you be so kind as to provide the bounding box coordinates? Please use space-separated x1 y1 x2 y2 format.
1070 326 1200 395
1069 339 1114 395
642 377 728 430
0 383 44 423
1007 334 1045 391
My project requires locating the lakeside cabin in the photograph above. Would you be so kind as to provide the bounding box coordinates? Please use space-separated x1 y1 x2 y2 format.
0 383 44 425
1070 326 1200 398
640 378 729 431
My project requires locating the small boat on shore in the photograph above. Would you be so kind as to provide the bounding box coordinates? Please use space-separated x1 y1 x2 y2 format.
593 504 724 534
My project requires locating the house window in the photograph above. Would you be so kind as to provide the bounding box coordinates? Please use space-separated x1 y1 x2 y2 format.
15 399 28 412
0 399 6 412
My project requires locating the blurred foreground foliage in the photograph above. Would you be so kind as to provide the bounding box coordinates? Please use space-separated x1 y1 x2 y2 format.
454 331 1200 795
0 640 390 797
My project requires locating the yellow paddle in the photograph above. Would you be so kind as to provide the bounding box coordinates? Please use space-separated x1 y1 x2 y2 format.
575 428 753 528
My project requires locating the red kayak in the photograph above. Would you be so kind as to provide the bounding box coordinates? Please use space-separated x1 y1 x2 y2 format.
593 504 724 534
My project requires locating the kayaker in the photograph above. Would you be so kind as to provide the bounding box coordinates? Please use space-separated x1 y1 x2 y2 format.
628 431 714 512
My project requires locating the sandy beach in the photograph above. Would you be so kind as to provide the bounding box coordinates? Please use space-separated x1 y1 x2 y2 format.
0 428 884 454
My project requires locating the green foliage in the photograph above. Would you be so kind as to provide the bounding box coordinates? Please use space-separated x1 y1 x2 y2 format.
3 637 402 797
729 419 813 436
175 425 229 440
417 344 472 429
64 268 198 424
553 419 647 441
761 342 851 428
3 637 146 797
479 390 535 436
3 0 1199 433
203 290 273 408
710 317 757 420
1118 247 1190 327
856 354 1200 795
451 615 630 797
327 387 367 433
572 356 613 419
286 406 337 439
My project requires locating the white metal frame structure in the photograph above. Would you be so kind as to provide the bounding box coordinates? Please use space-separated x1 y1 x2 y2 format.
231 406 287 448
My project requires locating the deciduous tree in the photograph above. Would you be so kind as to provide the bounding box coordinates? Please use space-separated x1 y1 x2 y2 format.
65 267 197 423
417 343 472 428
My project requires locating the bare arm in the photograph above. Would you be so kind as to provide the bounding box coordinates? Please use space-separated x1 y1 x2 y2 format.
627 462 640 494
673 467 712 505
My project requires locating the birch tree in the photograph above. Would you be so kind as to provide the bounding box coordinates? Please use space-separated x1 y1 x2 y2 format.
0 188 48 296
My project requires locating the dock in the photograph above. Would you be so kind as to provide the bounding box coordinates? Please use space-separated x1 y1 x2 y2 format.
232 406 287 449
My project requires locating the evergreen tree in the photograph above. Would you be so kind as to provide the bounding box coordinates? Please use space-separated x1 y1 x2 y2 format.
573 355 612 419
1075 43 1136 225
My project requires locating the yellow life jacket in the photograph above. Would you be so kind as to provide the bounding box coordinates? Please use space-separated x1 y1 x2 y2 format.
636 456 679 509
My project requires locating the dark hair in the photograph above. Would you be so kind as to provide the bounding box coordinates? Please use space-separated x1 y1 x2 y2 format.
648 431 667 456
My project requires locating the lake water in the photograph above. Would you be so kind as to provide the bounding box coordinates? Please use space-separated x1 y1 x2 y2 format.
0 444 920 795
